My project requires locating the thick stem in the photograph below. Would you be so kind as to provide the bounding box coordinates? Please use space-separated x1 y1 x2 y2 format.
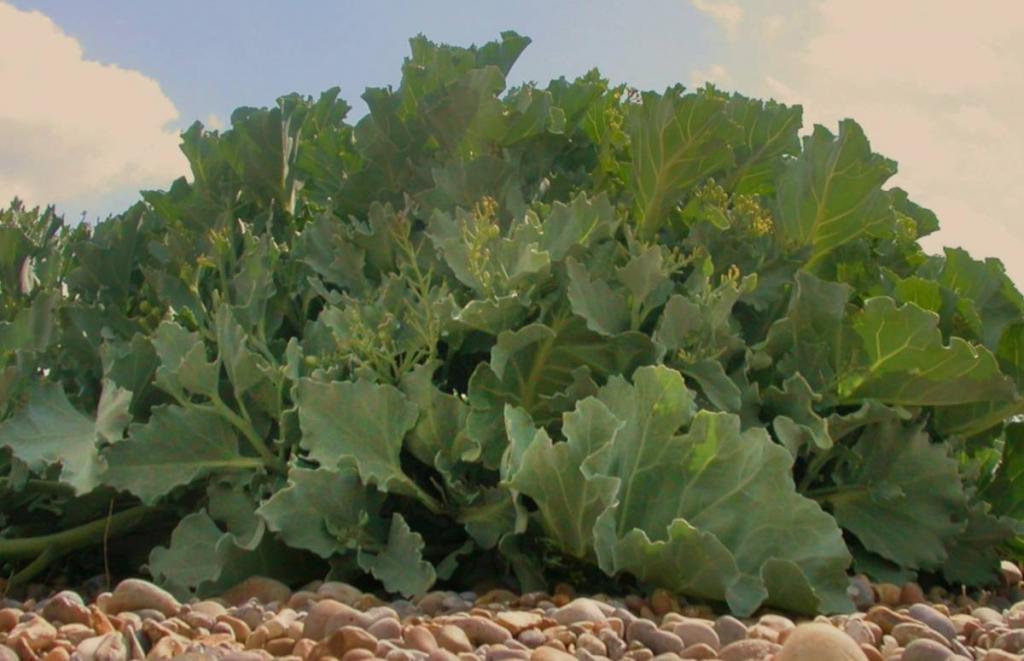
209 396 288 474
0 505 158 560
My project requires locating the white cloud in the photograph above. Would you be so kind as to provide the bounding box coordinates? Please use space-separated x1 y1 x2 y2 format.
0 2 187 219
690 0 744 40
690 0 1024 287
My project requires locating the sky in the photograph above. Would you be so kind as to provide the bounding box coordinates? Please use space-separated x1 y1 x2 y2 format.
1 1 1023 284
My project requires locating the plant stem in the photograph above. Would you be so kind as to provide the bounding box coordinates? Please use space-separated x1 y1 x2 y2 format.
0 505 158 560
209 396 288 474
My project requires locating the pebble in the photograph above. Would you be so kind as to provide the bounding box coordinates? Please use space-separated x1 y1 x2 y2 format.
221 577 292 607
99 578 180 616
6 576 1024 661
901 638 958 661
550 598 606 626
777 623 867 660
1002 562 1023 587
909 603 959 641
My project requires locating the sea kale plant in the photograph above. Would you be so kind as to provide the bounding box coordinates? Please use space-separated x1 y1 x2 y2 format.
3 33 1024 616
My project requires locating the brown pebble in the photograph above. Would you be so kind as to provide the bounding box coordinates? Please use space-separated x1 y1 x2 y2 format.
102 579 181 616
530 646 577 661
41 592 90 626
405 625 439 653
495 611 542 635
427 649 461 661
995 629 1024 653
453 615 511 645
859 645 883 661
671 619 719 651
221 576 291 607
305 600 368 641
437 624 474 654
477 589 519 606
40 647 69 661
265 637 296 656
901 582 927 605
8 614 57 652
901 638 957 661
551 599 606 626
292 639 316 658
714 615 748 647
865 606 916 634
679 642 718 659
777 623 867 661
312 626 378 660
1003 561 1024 587
983 650 1023 661
0 644 16 661
718 638 783 661
0 609 19 634
367 617 402 641
892 622 951 648
874 583 901 607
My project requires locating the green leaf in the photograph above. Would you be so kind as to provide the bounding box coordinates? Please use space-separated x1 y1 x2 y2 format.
826 418 966 569
0 381 121 494
724 95 802 195
152 321 220 399
837 297 1016 405
357 514 436 597
628 86 736 239
295 378 424 499
775 120 897 265
587 366 851 615
258 466 385 558
502 398 621 558
103 405 255 504
566 258 629 335
763 374 831 454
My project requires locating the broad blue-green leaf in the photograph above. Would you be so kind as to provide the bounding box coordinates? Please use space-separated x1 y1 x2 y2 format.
104 405 255 504
152 321 219 399
0 381 126 494
724 95 802 195
567 258 629 335
258 466 386 558
502 398 621 558
295 378 424 499
775 120 897 265
628 86 736 239
398 361 479 480
763 374 831 454
837 298 1016 405
465 316 658 466
588 366 851 615
538 192 618 261
680 358 742 413
827 418 966 569
357 514 436 597
0 291 58 353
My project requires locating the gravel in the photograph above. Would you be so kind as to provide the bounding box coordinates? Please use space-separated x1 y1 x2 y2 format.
3 564 1024 660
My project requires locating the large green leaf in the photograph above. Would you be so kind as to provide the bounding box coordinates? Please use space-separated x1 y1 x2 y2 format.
357 514 436 597
257 466 386 558
775 120 897 265
826 418 966 569
103 405 255 504
837 297 1016 405
294 378 426 501
585 366 851 615
628 86 736 239
0 380 129 495
502 399 620 558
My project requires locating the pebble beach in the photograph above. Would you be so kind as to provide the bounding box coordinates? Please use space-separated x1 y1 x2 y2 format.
5 564 1024 661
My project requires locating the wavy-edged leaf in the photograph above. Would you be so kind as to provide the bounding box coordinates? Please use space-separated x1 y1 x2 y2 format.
295 378 423 499
357 514 436 597
628 86 736 239
0 380 125 494
827 418 966 569
775 120 896 264
588 366 851 615
103 405 254 504
258 466 386 558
